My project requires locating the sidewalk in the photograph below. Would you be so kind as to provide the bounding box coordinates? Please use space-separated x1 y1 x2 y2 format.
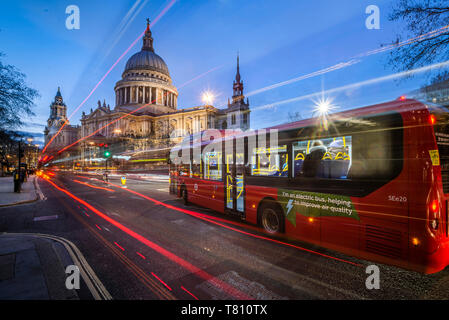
0 233 111 300
0 234 79 300
0 176 38 207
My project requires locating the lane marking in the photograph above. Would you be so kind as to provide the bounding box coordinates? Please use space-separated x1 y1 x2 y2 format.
35 177 47 201
33 215 58 222
3 232 112 300
42 177 250 300
105 181 363 268
56 200 175 300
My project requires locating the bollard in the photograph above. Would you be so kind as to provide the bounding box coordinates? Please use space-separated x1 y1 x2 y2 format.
121 176 127 188
13 172 21 193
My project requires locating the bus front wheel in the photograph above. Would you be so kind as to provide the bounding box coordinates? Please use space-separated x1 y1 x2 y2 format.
260 201 284 234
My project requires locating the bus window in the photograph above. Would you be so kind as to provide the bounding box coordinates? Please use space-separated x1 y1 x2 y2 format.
251 145 288 177
347 130 396 180
192 159 201 177
203 151 222 181
179 162 190 177
292 136 351 179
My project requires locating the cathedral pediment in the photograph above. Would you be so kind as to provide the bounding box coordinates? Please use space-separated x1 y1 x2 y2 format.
85 107 112 119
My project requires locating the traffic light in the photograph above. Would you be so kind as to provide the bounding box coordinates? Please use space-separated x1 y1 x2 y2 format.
103 144 111 158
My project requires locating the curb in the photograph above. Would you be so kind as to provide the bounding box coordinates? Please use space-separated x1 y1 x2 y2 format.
1 232 112 300
0 176 39 208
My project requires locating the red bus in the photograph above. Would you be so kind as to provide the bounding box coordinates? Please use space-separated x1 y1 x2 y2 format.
169 99 449 274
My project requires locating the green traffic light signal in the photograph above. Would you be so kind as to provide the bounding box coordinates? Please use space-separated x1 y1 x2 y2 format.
104 150 111 158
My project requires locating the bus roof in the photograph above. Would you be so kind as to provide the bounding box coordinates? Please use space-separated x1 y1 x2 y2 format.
171 98 430 150
269 98 427 132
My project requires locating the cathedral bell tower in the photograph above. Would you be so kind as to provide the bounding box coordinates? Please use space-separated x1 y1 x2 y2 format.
223 54 250 131
44 87 69 145
232 54 244 103
47 87 68 128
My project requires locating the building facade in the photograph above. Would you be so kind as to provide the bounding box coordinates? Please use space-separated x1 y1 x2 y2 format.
45 20 251 171
43 87 80 156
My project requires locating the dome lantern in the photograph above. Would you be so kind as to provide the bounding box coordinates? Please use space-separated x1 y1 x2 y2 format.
142 18 154 52
123 19 170 77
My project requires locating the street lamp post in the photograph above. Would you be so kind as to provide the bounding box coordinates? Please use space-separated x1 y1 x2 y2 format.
26 138 33 169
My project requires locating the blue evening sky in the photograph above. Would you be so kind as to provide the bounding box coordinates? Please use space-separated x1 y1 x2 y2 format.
0 0 445 144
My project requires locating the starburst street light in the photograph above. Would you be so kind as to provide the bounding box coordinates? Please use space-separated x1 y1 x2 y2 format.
202 91 215 105
312 96 337 117
311 95 338 132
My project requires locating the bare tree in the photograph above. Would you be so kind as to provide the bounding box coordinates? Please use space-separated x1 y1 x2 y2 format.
388 0 449 79
0 130 23 175
288 111 302 123
0 53 39 130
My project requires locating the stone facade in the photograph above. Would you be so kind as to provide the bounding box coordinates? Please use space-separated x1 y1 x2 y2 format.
43 87 80 154
45 20 251 170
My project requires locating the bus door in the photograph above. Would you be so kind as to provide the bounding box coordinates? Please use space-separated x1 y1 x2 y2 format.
225 153 234 210
224 146 245 217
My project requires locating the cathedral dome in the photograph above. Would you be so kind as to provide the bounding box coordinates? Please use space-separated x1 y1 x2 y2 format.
115 20 178 113
123 19 170 77
125 50 170 76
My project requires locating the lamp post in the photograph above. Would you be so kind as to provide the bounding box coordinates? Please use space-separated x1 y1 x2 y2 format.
26 138 33 169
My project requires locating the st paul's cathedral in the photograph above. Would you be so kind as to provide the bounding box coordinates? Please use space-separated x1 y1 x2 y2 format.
44 20 250 170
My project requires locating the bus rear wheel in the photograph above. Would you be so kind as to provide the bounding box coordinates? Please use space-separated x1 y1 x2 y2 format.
260 201 284 234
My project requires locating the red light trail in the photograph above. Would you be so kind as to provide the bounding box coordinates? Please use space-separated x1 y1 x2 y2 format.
53 87 174 157
73 179 115 192
181 286 199 300
114 242 125 251
105 180 363 268
41 176 251 299
42 30 146 154
42 0 177 154
151 272 172 291
75 173 362 267
136 252 146 260
57 101 152 154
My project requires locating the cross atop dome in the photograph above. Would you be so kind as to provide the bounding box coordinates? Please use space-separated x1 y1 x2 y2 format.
142 18 154 52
